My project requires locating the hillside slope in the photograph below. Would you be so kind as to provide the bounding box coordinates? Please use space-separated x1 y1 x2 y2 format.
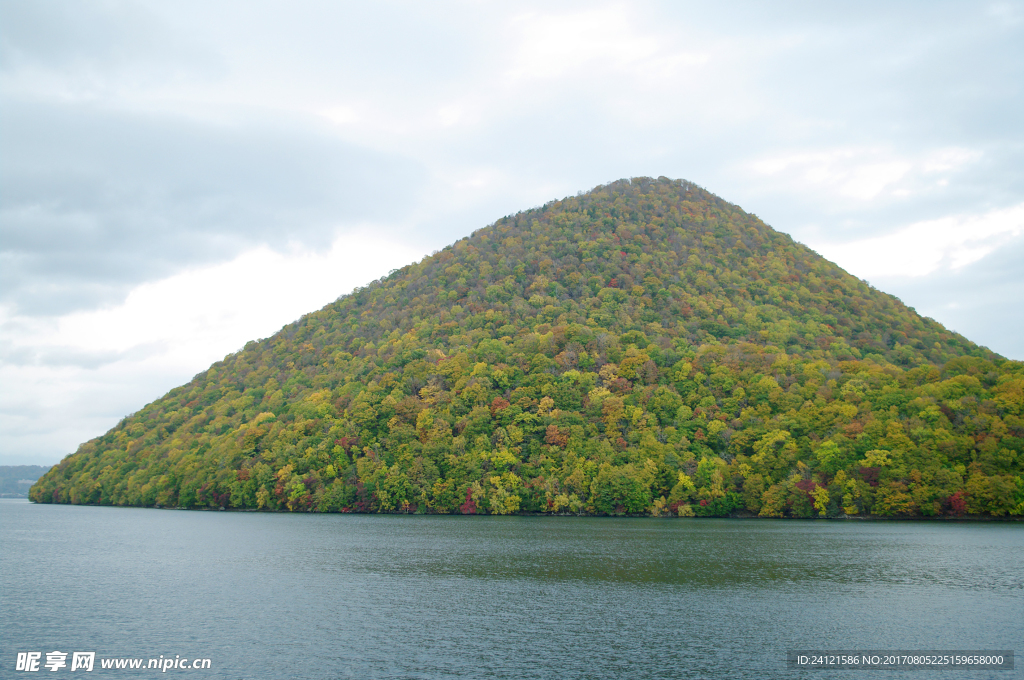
32 178 1024 517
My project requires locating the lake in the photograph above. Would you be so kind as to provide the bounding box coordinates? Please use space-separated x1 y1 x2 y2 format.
1 499 1020 679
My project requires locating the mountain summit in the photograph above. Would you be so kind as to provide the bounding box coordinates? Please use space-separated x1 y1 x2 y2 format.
32 178 1024 517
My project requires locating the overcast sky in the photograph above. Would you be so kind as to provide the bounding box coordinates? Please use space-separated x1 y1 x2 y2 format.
2 0 1023 466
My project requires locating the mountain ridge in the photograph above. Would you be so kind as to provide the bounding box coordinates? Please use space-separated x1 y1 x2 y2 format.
31 177 1024 517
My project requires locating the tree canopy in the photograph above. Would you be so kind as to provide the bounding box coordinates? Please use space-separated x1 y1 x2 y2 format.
31 177 1024 518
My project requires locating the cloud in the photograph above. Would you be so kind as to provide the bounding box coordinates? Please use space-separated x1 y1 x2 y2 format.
2 231 426 368
506 6 707 83
0 0 209 71
987 2 1024 27
869 231 1024 359
0 231 426 464
812 203 1024 278
0 99 426 316
746 146 983 203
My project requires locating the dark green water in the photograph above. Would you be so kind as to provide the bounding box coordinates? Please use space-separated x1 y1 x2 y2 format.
1 500 1020 679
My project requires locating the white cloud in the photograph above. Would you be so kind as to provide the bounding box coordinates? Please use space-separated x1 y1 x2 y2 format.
987 2 1024 26
6 231 424 367
318 104 360 126
0 231 425 463
505 6 708 84
507 7 656 81
747 146 982 202
812 203 1024 278
922 147 983 174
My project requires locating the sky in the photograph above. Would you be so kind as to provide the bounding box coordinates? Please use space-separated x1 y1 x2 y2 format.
2 0 1023 466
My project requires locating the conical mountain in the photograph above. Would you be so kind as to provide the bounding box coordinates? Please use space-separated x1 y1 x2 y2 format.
32 177 1024 517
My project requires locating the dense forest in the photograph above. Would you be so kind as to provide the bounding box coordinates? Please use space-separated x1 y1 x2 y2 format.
32 178 1024 518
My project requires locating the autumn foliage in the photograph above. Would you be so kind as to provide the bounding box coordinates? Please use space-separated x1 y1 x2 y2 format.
31 178 1024 518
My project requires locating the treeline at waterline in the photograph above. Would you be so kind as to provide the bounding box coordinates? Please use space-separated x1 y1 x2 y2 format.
32 178 1024 518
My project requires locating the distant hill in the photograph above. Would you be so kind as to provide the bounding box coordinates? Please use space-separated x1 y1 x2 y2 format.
2 465 52 498
32 178 1024 517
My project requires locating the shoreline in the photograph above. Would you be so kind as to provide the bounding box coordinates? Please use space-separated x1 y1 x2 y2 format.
17 498 1024 521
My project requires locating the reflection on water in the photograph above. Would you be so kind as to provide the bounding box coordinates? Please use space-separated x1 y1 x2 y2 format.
2 501 1021 679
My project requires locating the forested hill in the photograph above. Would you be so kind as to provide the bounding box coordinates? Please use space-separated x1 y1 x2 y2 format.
32 177 1024 517
1 466 52 498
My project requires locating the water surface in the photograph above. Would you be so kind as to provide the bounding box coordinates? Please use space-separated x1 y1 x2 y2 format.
2 500 1020 679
